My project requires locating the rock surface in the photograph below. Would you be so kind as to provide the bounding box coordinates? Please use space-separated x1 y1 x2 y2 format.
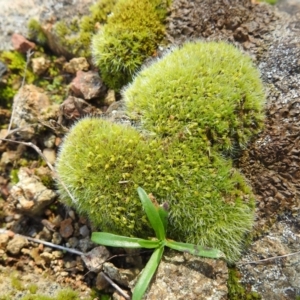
140 251 228 300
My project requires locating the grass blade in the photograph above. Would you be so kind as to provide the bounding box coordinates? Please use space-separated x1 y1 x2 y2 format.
137 187 165 240
92 232 160 249
132 246 164 300
165 240 226 259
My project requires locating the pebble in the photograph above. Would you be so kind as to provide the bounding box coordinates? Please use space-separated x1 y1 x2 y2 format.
59 218 74 238
7 236 28 255
79 225 90 238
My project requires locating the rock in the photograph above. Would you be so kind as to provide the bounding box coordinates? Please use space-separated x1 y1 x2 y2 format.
59 96 101 124
81 246 111 273
59 218 74 239
166 0 277 55
95 272 110 290
70 70 106 100
103 89 116 107
238 9 300 231
11 84 51 139
78 236 94 253
42 148 56 165
63 57 90 74
79 225 90 238
52 232 62 245
0 0 95 52
31 56 51 75
7 236 28 255
11 33 35 53
103 262 139 287
10 167 57 216
67 237 79 248
131 251 228 300
0 233 10 248
238 213 300 300
43 134 56 149
0 150 21 166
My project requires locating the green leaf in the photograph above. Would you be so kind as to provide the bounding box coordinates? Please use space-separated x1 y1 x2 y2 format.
132 246 164 300
157 202 169 232
165 240 226 259
137 187 165 240
92 232 160 249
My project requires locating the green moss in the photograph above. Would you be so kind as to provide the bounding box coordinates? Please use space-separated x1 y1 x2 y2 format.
28 284 38 294
10 169 19 184
53 0 118 58
19 287 93 300
124 41 265 155
10 272 24 291
228 268 262 300
0 51 36 108
258 0 278 4
91 0 169 90
27 19 47 45
56 118 255 262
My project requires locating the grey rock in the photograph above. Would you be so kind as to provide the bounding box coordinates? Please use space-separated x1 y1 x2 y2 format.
130 251 228 300
104 262 139 287
81 246 111 273
0 0 94 52
238 214 300 300
11 84 51 140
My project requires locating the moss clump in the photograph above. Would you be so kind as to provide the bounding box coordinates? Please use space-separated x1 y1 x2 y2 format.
52 0 118 58
27 19 47 45
56 118 254 262
0 51 36 108
91 0 169 90
228 268 262 300
20 288 91 300
124 41 265 155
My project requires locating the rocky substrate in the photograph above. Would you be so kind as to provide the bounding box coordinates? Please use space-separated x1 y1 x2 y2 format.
0 0 300 299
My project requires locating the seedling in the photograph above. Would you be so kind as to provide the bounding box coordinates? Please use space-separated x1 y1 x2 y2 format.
92 187 225 300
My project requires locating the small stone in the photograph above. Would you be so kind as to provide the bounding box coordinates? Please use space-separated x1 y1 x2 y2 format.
52 232 63 245
40 252 53 263
103 262 139 287
95 272 110 290
59 218 74 238
68 210 76 220
79 225 90 238
63 57 90 73
81 246 111 273
42 148 56 165
103 89 116 107
11 33 35 53
78 236 94 253
70 70 106 100
67 237 79 248
43 134 56 148
7 236 28 255
52 250 63 259
10 167 57 216
59 96 99 121
31 57 51 75
0 233 10 248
